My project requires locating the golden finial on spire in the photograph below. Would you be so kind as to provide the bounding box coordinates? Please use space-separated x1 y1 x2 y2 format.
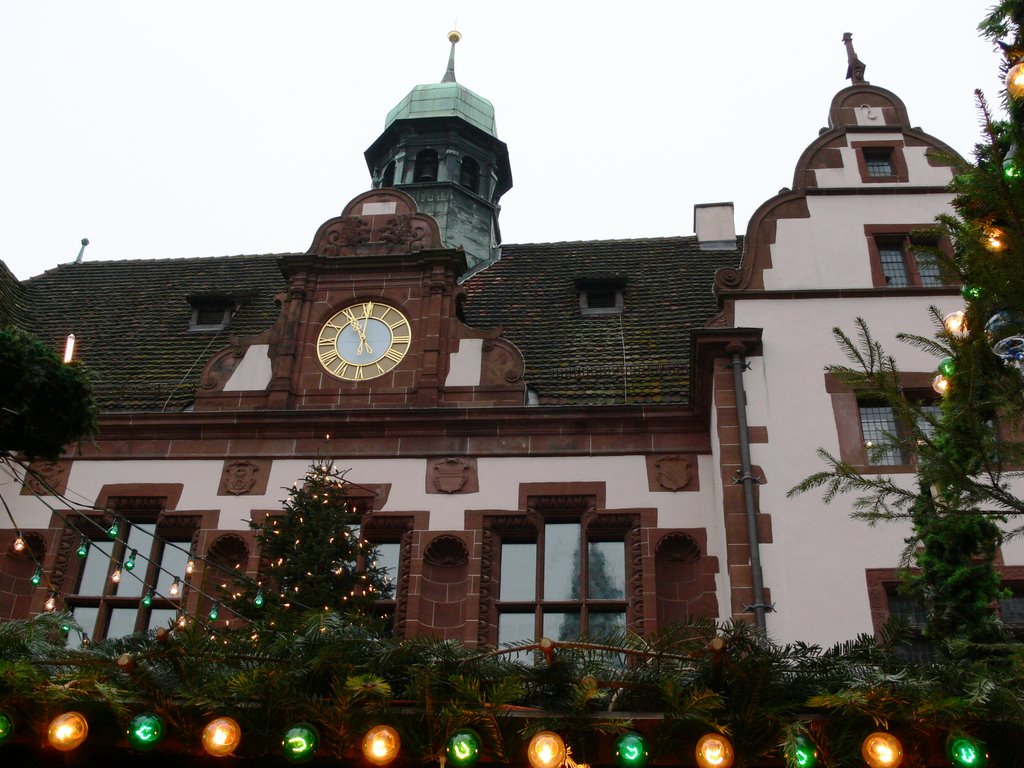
448 29 462 44
442 27 461 83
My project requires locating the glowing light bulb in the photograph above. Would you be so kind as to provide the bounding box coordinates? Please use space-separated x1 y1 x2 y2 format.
861 732 903 768
142 591 153 608
615 732 649 768
983 225 1006 252
282 723 319 764
31 567 42 586
0 712 13 744
933 373 950 396
127 713 165 751
107 520 120 539
362 725 401 766
943 311 968 338
209 603 220 621
43 594 57 612
76 541 89 558
948 736 987 768
527 731 566 768
63 333 76 363
125 549 137 571
446 729 482 768
12 535 26 553
785 735 818 768
48 712 88 751
111 567 122 584
1007 59 1024 98
695 734 735 768
169 578 181 597
202 717 241 757
254 589 264 608
186 557 195 575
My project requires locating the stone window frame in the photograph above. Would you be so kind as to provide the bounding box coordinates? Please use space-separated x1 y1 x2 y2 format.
826 372 938 474
361 510 418 639
475 484 644 647
575 276 627 317
50 483 213 642
864 224 952 289
851 140 908 184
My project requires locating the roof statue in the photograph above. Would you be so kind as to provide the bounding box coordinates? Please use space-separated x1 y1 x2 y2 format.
842 32 868 84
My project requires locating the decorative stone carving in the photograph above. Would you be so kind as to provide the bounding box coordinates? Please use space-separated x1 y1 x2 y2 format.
656 532 702 562
423 535 469 567
21 460 69 496
218 459 271 497
646 454 699 492
428 458 478 495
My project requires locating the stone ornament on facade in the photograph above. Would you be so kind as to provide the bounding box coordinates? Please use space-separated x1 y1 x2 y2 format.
654 455 693 492
217 460 271 497
428 458 478 494
20 460 69 497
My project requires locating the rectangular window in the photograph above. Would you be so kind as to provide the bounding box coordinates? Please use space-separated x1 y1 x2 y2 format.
863 148 894 177
859 404 907 466
877 240 909 287
496 521 627 654
867 228 949 288
68 518 189 646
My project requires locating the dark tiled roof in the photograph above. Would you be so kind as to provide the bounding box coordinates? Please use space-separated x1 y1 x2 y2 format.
3 235 739 411
462 237 742 405
19 255 286 411
0 260 27 327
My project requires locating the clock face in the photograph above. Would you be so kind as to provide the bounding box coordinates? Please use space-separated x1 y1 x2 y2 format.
316 302 412 381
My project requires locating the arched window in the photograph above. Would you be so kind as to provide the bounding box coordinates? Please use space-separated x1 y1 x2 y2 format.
413 149 439 182
459 157 479 193
381 161 395 188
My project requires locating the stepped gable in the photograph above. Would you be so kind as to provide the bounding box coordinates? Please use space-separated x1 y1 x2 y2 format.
461 236 741 406
19 254 286 411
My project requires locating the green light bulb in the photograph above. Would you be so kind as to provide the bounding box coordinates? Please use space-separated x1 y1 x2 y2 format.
962 284 983 300
0 712 13 744
282 723 319 763
142 591 153 608
615 732 648 768
938 357 956 377
209 604 220 621
949 736 986 768
786 735 818 768
254 590 264 608
125 549 137 571
127 713 165 751
446 730 482 768
107 521 120 539
30 567 42 585
76 541 89 558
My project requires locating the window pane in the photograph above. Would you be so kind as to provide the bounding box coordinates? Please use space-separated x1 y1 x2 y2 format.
860 405 904 465
148 608 178 632
499 612 535 644
373 543 400 596
543 611 581 641
157 543 189 595
864 149 894 176
878 242 908 286
71 606 99 647
500 543 537 601
115 523 154 598
107 607 140 639
914 252 943 286
77 541 114 596
588 611 626 639
915 404 942 443
588 541 625 599
543 524 580 601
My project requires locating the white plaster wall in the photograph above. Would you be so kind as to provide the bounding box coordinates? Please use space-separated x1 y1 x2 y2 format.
733 295 964 646
444 339 483 387
813 140 954 191
223 345 273 391
762 194 957 291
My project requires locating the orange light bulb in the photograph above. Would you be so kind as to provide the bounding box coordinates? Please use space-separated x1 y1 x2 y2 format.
695 734 735 768
202 717 242 757
362 725 401 766
48 712 88 751
527 731 566 768
862 732 903 768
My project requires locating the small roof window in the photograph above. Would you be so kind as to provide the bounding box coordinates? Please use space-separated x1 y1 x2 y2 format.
575 275 626 316
188 296 234 332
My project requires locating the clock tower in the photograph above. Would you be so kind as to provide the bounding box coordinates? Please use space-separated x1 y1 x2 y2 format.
364 32 512 273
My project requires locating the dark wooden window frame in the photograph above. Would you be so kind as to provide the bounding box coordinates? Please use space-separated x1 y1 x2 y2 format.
864 224 952 289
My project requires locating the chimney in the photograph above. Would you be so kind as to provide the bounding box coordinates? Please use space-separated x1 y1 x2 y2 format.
693 203 736 251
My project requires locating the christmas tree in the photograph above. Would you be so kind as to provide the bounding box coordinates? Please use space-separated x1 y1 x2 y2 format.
792 1 1024 649
230 459 393 630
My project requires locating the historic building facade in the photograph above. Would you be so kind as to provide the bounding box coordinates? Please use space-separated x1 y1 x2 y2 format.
2 37 1008 651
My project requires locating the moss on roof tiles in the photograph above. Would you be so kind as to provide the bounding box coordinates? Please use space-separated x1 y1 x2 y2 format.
19 254 286 412
462 236 742 406
0 260 27 327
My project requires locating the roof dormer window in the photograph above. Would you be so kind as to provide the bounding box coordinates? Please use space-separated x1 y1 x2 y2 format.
189 298 233 332
576 276 626 316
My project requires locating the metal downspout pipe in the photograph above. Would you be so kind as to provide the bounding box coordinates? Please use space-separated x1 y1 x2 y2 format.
728 347 767 634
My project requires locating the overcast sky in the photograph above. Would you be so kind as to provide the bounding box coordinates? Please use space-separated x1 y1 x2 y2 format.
0 1 1003 281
